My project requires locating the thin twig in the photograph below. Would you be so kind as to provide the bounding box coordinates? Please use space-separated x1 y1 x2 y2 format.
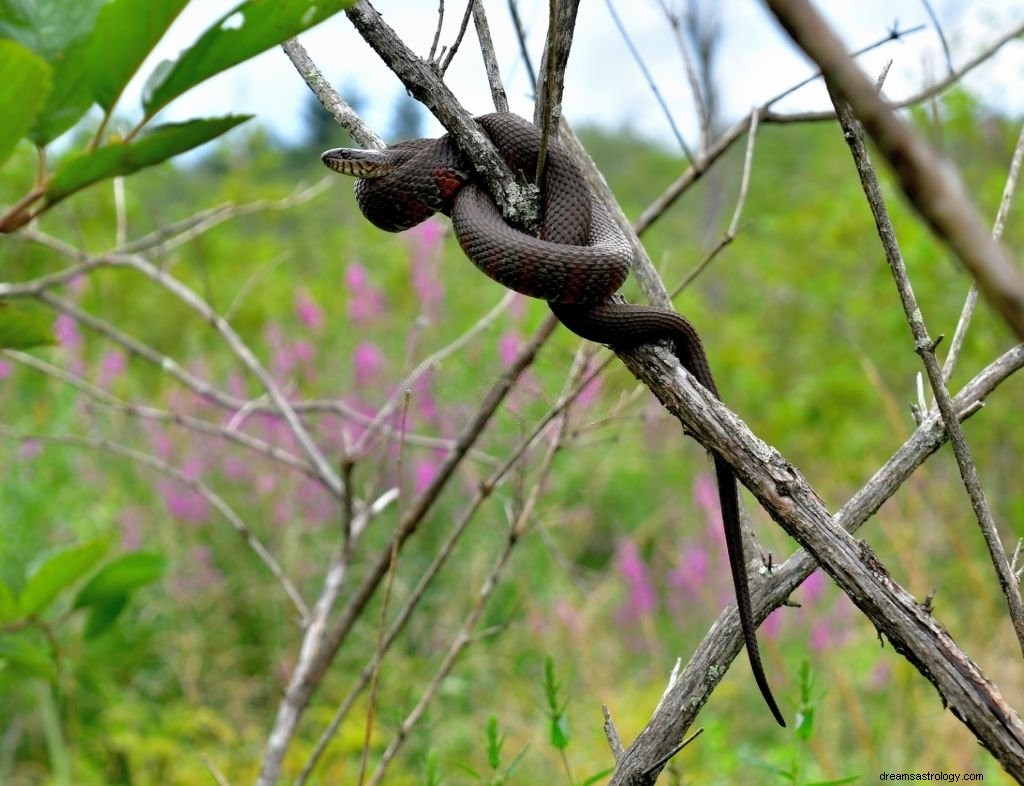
944 121 1024 381
472 0 509 112
0 427 309 620
765 0 1024 340
602 0 692 159
829 82 1024 656
4 350 320 481
438 0 475 73
256 314 558 786
507 0 537 92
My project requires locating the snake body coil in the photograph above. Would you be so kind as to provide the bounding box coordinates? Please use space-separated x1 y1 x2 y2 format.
323 112 785 727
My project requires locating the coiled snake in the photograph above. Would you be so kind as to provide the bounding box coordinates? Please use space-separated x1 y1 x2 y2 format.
322 112 785 727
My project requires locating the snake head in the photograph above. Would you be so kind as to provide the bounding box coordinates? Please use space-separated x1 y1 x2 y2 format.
321 148 391 179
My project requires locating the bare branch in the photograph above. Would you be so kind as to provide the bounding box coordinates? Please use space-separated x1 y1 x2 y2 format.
0 427 308 620
829 79 1024 657
764 0 1024 340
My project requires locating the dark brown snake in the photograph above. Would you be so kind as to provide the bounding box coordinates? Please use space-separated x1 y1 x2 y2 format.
322 112 785 727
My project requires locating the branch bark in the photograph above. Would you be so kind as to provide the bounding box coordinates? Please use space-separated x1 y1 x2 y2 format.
763 0 1024 342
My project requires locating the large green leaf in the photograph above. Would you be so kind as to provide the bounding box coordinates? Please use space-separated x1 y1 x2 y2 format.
0 0 106 145
45 114 251 204
74 551 167 608
87 0 189 112
18 538 109 617
0 0 104 62
0 304 56 349
142 0 353 117
29 43 94 145
0 39 50 166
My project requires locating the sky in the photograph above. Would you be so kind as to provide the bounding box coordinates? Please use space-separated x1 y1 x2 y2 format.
123 0 1024 152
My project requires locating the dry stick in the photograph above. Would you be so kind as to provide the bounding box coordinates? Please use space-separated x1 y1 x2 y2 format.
428 0 446 62
438 0 475 74
3 350 319 480
296 340 602 783
602 0 692 158
351 290 516 457
255 316 558 786
3 234 344 498
345 1 536 228
829 83 1024 656
0 427 309 620
763 0 1024 342
507 0 538 92
944 121 1024 383
607 341 1024 784
671 109 760 297
366 399 574 786
281 37 383 149
472 0 510 113
763 20 1024 125
655 0 713 154
634 21 1003 237
111 251 344 497
534 0 579 150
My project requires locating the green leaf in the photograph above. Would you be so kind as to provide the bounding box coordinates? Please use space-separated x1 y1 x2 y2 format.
74 551 166 608
45 115 251 204
0 580 17 624
86 0 189 112
29 43 95 145
0 304 55 349
0 39 50 166
0 0 107 145
0 0 105 62
18 538 109 617
83 594 129 638
142 0 354 117
0 633 56 680
548 710 570 750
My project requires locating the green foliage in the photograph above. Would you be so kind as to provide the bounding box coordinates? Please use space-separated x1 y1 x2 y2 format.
1 5 1021 777
752 660 860 786
0 0 354 231
0 302 55 349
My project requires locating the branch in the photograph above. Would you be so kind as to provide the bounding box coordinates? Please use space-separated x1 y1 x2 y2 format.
608 340 1024 784
764 0 1024 342
828 79 1024 656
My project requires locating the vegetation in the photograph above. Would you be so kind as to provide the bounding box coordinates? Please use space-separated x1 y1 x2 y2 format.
2 3 1023 785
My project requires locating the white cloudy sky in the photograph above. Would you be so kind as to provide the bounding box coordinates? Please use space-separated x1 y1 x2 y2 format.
126 0 1024 149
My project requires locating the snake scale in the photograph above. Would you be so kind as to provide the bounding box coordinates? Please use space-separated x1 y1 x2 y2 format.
322 112 785 727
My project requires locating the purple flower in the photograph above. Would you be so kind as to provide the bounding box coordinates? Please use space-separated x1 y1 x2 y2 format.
54 314 81 349
693 472 723 539
345 262 386 323
615 539 656 618
353 341 384 386
407 220 445 312
157 478 210 525
98 349 126 388
668 543 710 597
294 287 325 332
414 457 440 494
411 369 439 424
497 331 521 368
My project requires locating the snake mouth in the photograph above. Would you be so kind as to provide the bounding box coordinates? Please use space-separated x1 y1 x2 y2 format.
321 148 390 178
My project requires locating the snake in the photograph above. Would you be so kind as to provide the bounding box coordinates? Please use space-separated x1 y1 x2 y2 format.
322 112 785 727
